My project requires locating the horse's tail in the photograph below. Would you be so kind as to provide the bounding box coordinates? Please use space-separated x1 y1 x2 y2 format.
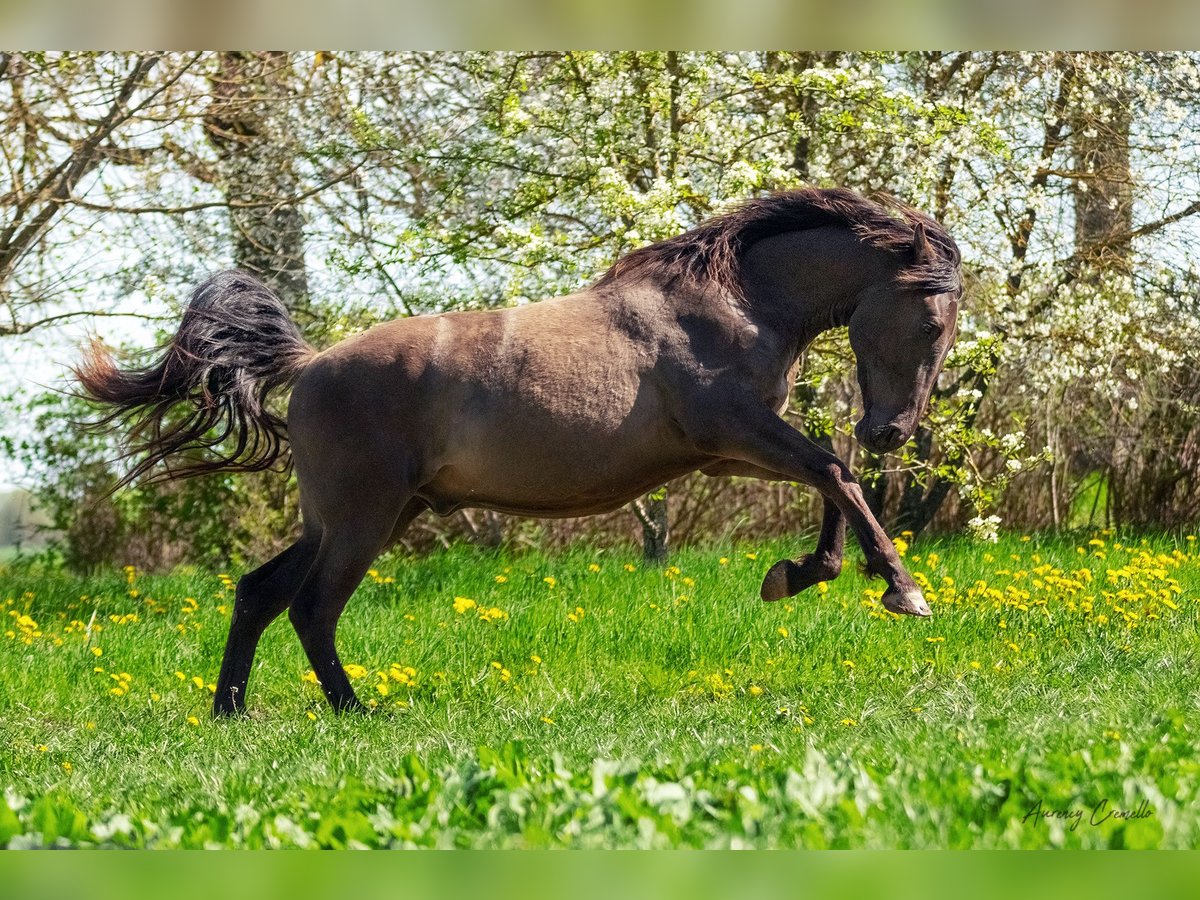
75 270 316 489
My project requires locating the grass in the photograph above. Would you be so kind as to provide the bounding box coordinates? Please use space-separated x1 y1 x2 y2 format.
1 530 1198 848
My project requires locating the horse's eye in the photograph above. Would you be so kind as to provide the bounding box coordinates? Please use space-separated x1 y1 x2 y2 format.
921 321 941 337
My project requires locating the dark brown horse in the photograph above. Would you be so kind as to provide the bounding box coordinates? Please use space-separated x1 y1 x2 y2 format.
77 187 962 716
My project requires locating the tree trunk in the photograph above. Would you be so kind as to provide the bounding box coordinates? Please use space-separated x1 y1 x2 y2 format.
634 490 669 565
205 51 311 323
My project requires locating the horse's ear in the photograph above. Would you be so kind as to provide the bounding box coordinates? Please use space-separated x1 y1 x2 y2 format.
911 221 932 264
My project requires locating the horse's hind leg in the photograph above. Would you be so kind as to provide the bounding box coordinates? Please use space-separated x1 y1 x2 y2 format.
761 498 846 602
287 497 424 712
213 532 320 717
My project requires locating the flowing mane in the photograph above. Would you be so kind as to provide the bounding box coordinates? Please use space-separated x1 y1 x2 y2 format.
597 187 962 300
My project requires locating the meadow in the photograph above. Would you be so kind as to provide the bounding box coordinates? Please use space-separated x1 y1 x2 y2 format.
1 531 1198 849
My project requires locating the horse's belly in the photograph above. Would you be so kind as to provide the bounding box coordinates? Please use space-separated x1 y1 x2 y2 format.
416 446 704 518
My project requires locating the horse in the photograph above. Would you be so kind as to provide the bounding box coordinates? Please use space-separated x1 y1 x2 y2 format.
76 187 963 716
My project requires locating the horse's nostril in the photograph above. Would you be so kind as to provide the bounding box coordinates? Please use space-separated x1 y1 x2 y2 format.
872 424 901 447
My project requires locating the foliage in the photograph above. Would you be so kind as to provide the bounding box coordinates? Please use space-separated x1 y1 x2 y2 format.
4 52 1200 566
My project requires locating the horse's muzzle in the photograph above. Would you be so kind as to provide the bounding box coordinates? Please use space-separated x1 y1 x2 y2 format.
855 419 908 454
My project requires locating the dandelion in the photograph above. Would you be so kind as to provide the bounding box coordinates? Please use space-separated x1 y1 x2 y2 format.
478 606 508 623
62 762 73 773
719 557 729 566
842 659 855 669
568 606 586 623
750 743 764 753
624 563 637 572
543 576 557 588
494 575 508 584
745 552 758 561
588 563 601 573
749 685 764 697
841 718 857 727
970 661 982 670
186 716 199 727
541 716 556 725
530 654 542 665
343 664 368 680
91 647 103 657
306 711 317 721
453 596 477 614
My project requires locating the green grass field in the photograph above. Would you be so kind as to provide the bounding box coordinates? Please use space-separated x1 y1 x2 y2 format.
2 531 1198 848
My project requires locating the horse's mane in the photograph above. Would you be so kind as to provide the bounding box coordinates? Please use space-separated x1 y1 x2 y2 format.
596 187 962 300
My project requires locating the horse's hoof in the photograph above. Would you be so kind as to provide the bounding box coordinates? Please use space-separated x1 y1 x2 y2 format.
881 589 932 617
760 559 797 602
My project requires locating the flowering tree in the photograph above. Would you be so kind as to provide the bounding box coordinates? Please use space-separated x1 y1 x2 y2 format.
4 51 1200 568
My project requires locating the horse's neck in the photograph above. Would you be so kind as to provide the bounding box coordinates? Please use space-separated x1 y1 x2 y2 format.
740 226 886 342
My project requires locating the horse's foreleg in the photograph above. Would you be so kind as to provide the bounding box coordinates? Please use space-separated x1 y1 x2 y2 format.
702 460 847 602
695 403 929 617
760 498 846 602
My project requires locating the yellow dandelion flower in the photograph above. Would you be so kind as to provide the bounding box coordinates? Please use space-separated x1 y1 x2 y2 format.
453 596 477 614
186 716 199 727
343 664 368 680
841 718 857 727
543 576 557 588
588 563 601 573
842 659 856 669
306 711 317 721
749 685 764 697
719 557 729 566
778 627 789 638
494 575 508 584
750 743 764 753
624 563 637 572
541 716 555 725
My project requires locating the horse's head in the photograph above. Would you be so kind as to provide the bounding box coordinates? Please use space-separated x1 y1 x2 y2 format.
848 221 961 455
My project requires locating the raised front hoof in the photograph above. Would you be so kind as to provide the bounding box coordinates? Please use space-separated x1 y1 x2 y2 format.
760 555 838 602
881 588 932 618
760 560 796 602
